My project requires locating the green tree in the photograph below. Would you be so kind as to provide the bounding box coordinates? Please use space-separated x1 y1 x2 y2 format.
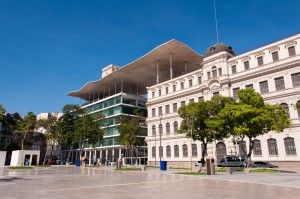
14 112 37 165
37 115 61 164
59 104 82 162
117 110 146 164
0 104 5 120
217 89 291 162
178 95 234 165
74 113 105 157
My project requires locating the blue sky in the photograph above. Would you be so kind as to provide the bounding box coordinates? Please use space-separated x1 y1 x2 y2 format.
0 0 299 116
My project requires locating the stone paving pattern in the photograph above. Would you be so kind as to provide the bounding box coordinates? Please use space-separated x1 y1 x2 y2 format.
1 166 300 199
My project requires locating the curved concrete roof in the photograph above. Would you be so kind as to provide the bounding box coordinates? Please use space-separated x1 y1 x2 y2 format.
68 39 204 101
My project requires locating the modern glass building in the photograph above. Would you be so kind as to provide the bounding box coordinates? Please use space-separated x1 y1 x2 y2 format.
63 64 148 165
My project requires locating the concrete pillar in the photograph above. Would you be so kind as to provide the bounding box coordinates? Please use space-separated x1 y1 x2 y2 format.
89 150 92 165
156 60 160 84
105 149 108 165
112 149 115 162
170 54 173 79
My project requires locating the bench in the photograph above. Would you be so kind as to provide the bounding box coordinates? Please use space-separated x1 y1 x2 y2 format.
225 167 243 174
136 165 147 171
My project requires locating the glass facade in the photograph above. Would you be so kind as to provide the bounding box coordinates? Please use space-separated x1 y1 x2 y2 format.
82 94 147 148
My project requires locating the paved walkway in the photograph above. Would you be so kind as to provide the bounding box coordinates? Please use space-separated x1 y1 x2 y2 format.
0 166 300 199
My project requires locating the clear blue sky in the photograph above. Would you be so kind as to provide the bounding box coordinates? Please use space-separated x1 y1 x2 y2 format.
0 0 299 116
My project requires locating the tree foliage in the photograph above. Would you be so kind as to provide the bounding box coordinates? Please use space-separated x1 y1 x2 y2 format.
117 110 146 162
178 95 234 164
0 104 6 120
217 89 291 161
59 104 105 161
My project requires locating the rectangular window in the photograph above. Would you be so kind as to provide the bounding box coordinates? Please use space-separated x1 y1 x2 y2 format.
213 92 219 96
173 84 176 92
152 92 155 98
189 79 193 87
207 72 211 79
259 80 269 94
158 89 161 96
257 56 264 66
291 72 300 87
152 108 156 117
275 77 285 91
180 82 184 90
218 68 222 76
198 76 202 84
232 88 240 100
231 65 237 74
198 96 204 101
244 61 249 70
173 103 178 112
288 46 296 57
158 107 162 116
181 101 186 107
165 105 170 114
245 84 253 89
165 87 169 94
189 99 194 104
272 51 279 62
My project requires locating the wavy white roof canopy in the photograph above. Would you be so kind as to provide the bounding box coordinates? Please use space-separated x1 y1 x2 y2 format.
68 39 204 101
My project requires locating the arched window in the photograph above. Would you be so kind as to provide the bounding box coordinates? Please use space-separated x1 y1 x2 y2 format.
253 139 262 156
166 123 170 135
267 138 278 155
174 145 179 157
152 146 156 158
159 146 163 158
152 125 156 136
238 141 247 156
159 124 163 135
192 144 197 157
166 145 171 157
173 121 178 133
281 103 290 119
182 144 188 157
212 66 217 78
284 137 297 155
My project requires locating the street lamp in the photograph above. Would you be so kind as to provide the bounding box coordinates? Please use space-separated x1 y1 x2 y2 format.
159 113 162 162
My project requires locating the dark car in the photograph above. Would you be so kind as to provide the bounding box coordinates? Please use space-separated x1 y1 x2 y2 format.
218 155 246 167
249 161 278 168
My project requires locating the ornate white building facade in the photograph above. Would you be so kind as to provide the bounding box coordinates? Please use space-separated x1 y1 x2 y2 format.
146 34 300 168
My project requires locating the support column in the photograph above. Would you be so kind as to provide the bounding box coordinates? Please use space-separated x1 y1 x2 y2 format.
156 60 160 84
105 149 108 165
112 149 115 162
170 54 173 79
121 80 124 93
89 150 92 165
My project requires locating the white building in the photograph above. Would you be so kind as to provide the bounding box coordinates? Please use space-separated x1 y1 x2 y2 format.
146 34 300 168
69 34 300 168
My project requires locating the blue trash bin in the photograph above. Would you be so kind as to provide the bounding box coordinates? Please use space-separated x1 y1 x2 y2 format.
160 161 167 170
75 160 81 167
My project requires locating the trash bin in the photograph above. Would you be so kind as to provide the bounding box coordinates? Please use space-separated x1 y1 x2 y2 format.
75 160 81 167
160 161 167 170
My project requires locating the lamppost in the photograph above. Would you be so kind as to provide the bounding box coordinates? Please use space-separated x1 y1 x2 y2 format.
159 113 162 162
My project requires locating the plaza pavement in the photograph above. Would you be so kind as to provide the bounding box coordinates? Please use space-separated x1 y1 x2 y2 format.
0 165 300 199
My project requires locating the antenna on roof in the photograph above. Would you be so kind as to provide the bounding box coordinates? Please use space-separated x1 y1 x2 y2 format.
214 0 219 43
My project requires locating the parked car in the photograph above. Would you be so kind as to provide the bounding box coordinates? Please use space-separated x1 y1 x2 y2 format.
249 161 278 168
218 155 246 167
